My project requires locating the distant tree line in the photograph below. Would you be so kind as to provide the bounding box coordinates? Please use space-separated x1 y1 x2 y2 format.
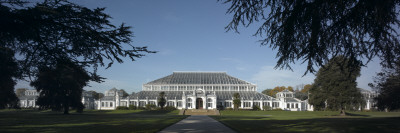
262 85 311 100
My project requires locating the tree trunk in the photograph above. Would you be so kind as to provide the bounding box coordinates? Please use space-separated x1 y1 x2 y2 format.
340 108 346 116
63 102 69 115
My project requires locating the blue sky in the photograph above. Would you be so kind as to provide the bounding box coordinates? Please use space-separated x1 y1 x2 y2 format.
16 0 382 93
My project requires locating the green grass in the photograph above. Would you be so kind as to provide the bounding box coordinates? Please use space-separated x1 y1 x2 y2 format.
0 109 187 133
212 110 400 133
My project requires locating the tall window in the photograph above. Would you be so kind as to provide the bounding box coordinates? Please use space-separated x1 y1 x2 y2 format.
139 101 146 107
207 98 213 108
263 102 270 107
177 101 182 107
167 101 174 106
224 102 232 107
273 102 279 107
110 102 113 107
214 86 221 91
102 102 104 107
287 103 290 108
244 102 251 107
187 98 192 108
121 101 127 106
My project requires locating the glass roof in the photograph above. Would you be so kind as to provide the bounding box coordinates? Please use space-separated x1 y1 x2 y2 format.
144 72 253 85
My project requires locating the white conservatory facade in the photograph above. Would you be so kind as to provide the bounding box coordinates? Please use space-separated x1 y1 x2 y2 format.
97 72 311 111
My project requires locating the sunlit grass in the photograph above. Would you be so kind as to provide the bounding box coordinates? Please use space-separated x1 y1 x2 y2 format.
0 109 186 133
212 110 400 133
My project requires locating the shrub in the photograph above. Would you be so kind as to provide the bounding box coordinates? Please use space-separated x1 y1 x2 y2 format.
252 105 261 111
263 105 272 111
128 105 137 110
272 108 283 111
137 106 146 110
225 107 233 110
217 105 224 110
164 106 177 111
116 106 129 110
145 104 157 110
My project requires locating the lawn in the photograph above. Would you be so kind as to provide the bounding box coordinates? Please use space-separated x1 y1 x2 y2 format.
0 109 187 133
212 110 400 133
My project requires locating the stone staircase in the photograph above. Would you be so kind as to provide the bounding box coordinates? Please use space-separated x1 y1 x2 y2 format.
182 109 220 115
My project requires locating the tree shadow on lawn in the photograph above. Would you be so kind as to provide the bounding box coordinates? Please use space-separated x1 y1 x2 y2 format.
0 109 185 133
132 110 177 115
344 112 370 117
218 116 400 133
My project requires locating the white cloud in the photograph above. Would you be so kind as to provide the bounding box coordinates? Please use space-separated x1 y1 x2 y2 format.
251 65 315 90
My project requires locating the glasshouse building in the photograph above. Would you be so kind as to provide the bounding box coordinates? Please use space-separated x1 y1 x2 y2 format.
96 72 312 111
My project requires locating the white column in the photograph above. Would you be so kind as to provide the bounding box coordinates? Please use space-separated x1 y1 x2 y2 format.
99 99 102 110
261 99 264 110
203 97 206 109
174 97 177 108
213 97 217 109
33 98 36 108
182 96 186 109
136 98 139 107
155 97 158 106
240 99 243 108
127 97 130 107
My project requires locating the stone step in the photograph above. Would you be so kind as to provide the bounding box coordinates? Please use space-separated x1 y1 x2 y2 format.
183 109 220 115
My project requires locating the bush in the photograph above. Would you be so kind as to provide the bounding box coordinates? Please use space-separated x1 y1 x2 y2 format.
137 106 146 110
116 106 129 110
164 106 177 111
217 105 224 110
272 108 283 111
263 106 272 111
145 104 157 110
225 107 233 110
128 105 137 110
252 105 261 111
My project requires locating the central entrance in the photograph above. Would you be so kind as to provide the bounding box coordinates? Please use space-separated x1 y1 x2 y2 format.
196 98 203 109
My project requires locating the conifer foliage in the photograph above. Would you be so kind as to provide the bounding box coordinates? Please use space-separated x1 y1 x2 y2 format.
0 0 154 112
0 47 19 109
370 58 400 111
30 59 90 114
222 0 400 75
309 56 364 115
158 92 166 109
233 93 241 111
